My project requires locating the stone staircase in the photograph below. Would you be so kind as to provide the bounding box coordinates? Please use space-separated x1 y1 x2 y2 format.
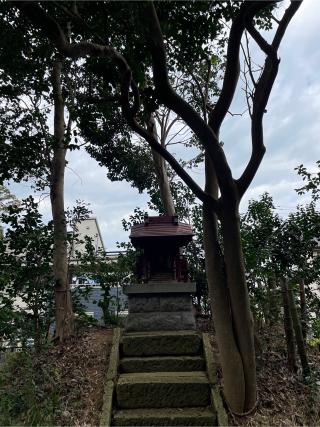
102 330 225 426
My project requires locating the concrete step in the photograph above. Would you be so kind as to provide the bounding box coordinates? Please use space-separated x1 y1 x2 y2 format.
122 331 202 357
116 371 211 409
120 355 205 373
113 407 217 426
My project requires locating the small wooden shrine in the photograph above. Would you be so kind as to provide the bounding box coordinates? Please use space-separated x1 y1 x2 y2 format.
130 214 193 283
124 215 196 332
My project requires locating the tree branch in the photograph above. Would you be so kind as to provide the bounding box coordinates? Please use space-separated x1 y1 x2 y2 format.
208 1 271 134
77 94 120 104
120 69 220 213
15 1 127 71
142 2 236 198
237 0 302 199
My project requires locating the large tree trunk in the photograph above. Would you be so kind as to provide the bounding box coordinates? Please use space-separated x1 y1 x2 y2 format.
147 114 175 216
280 277 297 372
220 203 256 412
203 205 245 413
203 152 255 413
51 59 74 341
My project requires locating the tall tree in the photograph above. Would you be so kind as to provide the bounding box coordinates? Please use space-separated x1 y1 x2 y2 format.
15 0 302 412
0 4 77 340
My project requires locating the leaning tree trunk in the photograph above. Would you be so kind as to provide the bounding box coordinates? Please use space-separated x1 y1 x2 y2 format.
203 152 255 413
147 114 175 216
280 277 297 372
51 59 74 341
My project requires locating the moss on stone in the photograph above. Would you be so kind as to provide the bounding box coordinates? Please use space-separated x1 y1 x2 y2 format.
116 372 210 409
106 328 121 382
120 355 205 373
202 333 217 385
99 380 114 427
211 388 228 426
122 331 202 356
113 407 217 426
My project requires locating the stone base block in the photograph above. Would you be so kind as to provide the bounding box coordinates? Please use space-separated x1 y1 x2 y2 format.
125 311 196 332
129 295 192 313
124 283 196 333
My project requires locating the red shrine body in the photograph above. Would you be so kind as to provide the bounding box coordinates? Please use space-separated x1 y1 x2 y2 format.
130 215 193 283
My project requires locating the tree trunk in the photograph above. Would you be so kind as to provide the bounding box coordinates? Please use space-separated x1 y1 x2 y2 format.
203 152 253 413
280 277 297 372
288 285 310 378
299 279 307 341
266 276 280 326
51 59 74 341
147 114 175 216
203 205 245 413
220 204 257 412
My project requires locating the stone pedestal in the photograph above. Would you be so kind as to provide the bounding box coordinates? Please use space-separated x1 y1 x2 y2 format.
123 282 196 332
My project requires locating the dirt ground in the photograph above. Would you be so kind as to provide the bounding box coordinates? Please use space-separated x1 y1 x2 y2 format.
37 321 320 426
198 317 320 426
43 326 113 426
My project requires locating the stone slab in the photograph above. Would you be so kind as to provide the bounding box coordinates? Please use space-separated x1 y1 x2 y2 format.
125 311 196 332
106 328 121 381
116 372 211 409
202 333 217 385
113 407 217 426
128 295 192 313
128 296 160 312
122 331 202 357
211 388 228 426
160 295 192 312
99 380 114 427
120 355 205 373
123 282 196 295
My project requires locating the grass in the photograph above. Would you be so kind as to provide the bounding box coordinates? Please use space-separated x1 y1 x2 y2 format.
0 350 60 426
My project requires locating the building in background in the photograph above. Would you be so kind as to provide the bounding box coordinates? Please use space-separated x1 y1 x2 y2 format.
70 218 128 323
70 217 105 259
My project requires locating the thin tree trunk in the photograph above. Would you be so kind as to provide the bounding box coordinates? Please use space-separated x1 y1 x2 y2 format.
299 279 307 341
267 276 280 326
147 114 175 216
51 59 74 341
288 285 310 378
280 277 297 372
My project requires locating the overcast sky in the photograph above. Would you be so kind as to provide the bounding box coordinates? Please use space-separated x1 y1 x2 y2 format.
8 0 320 250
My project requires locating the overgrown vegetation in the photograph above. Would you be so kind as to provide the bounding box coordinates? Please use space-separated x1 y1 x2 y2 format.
0 351 60 425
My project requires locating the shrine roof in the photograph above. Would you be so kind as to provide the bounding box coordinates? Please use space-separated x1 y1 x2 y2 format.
129 215 193 239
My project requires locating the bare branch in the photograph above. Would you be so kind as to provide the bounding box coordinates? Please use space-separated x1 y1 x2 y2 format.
78 94 120 104
208 1 270 134
237 0 302 198
227 109 248 118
